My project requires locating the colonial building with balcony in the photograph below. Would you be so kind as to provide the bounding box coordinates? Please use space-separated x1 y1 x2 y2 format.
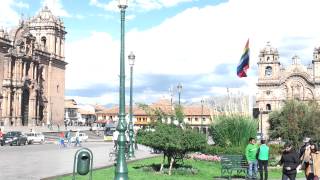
95 99 212 134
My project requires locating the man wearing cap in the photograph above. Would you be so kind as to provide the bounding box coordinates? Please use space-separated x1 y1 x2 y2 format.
279 142 300 180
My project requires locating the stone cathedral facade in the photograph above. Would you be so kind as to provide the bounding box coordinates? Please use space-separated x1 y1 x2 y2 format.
256 42 320 136
0 7 67 127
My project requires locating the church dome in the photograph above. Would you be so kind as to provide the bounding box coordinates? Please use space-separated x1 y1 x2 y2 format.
31 6 58 23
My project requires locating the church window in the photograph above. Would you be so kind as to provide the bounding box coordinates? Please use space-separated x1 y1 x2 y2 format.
41 36 47 48
56 85 59 93
266 104 271 111
266 90 271 95
267 57 270 61
265 66 272 77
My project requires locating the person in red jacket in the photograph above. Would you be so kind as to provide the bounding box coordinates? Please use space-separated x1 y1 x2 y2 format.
0 128 3 138
59 131 66 148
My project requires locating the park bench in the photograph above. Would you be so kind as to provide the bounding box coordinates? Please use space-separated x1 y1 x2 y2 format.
220 155 248 180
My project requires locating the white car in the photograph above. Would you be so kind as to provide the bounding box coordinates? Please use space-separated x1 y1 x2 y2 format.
70 132 88 142
26 132 45 144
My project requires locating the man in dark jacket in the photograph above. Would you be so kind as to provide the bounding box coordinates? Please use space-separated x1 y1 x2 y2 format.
279 142 300 180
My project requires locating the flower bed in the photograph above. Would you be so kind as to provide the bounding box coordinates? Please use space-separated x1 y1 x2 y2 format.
188 153 221 162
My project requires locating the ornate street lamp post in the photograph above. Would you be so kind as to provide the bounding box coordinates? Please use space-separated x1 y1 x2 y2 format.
128 51 135 158
177 83 182 105
259 108 263 139
115 0 128 179
201 99 204 134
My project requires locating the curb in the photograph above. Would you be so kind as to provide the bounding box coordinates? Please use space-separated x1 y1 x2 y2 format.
41 154 161 180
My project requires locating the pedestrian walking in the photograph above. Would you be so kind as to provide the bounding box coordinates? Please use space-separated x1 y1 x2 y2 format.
245 137 259 179
74 131 81 147
66 130 72 147
112 130 119 151
257 139 269 180
59 131 66 148
0 128 3 142
304 142 320 180
279 141 300 180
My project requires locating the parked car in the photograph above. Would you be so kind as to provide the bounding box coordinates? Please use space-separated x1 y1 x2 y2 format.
1 131 28 146
70 132 88 142
26 132 45 144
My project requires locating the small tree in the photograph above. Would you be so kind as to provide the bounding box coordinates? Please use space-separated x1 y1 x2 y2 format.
137 123 206 175
269 100 320 148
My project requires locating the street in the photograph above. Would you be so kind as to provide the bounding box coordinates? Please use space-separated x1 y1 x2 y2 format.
0 142 155 180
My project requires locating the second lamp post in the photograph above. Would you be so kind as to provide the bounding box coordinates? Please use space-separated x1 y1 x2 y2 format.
177 83 182 105
201 99 204 134
128 52 135 158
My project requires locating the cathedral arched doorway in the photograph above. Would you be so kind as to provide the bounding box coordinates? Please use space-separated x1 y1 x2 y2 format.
21 89 29 126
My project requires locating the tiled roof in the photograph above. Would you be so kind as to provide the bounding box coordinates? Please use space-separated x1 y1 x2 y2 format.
183 106 211 116
96 100 213 116
64 99 77 109
78 108 95 115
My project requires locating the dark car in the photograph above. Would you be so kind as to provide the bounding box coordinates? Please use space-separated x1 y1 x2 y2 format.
1 131 28 146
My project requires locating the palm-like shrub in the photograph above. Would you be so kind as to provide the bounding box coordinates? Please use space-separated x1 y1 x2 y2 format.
209 115 257 148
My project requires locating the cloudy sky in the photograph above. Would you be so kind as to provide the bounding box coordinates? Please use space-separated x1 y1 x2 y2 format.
1 0 320 106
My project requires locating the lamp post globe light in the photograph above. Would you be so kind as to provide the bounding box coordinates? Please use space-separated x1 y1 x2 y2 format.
201 99 204 134
115 0 129 179
128 51 135 158
177 83 182 105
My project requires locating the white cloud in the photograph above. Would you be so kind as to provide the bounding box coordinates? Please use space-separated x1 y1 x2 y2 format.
0 0 22 28
65 31 119 89
90 0 194 12
67 0 320 105
41 0 71 17
67 92 118 105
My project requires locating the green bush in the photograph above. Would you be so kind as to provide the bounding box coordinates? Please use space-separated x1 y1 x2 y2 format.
268 144 282 166
201 143 283 167
209 115 258 148
202 145 245 155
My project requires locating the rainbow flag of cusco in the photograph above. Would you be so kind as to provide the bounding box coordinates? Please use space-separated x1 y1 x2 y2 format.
237 39 250 78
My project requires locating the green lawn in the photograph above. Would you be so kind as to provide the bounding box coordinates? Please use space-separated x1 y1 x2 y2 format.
54 156 304 180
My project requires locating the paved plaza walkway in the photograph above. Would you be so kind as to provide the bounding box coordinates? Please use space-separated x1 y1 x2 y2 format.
0 142 156 180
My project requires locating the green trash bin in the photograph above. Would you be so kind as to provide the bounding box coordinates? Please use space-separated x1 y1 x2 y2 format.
77 151 91 175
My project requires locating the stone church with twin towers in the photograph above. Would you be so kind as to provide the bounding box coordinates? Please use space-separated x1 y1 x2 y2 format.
1 6 320 135
0 6 67 127
256 42 320 136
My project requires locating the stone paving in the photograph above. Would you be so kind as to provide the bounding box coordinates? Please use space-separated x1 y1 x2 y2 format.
0 142 156 180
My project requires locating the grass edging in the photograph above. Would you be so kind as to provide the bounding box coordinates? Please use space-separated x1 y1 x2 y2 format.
41 154 161 180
